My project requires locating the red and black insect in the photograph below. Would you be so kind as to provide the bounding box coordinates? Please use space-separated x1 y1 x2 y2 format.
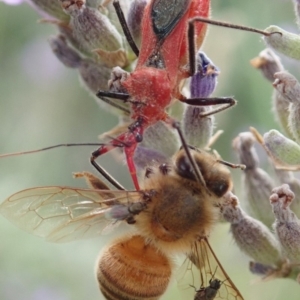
94 0 236 190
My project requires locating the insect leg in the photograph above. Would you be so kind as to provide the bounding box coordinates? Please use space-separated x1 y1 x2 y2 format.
96 90 130 101
90 143 126 190
188 17 197 76
91 129 142 191
188 16 278 75
182 96 237 117
190 17 274 37
96 95 131 115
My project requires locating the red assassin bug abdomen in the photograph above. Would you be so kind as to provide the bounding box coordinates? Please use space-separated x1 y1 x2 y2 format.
137 0 210 92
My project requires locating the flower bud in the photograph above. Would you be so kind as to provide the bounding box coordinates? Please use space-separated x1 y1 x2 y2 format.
264 26 300 60
127 0 147 48
293 0 300 28
272 89 292 138
232 132 259 169
183 52 219 148
263 130 300 169
49 33 127 118
249 260 295 280
49 34 81 68
249 261 277 277
142 121 179 157
182 106 214 149
86 0 102 8
250 48 284 82
78 59 111 93
275 170 300 217
48 31 128 121
133 146 168 170
273 71 300 143
48 34 112 94
190 52 219 98
270 184 300 263
249 50 291 137
30 0 70 21
60 0 123 57
221 192 282 266
233 132 275 228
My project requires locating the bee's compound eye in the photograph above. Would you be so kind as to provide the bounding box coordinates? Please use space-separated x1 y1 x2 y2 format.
207 180 229 197
97 235 172 300
176 155 196 181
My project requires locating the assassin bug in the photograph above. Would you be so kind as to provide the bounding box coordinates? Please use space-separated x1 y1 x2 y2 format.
93 0 238 191
93 0 273 191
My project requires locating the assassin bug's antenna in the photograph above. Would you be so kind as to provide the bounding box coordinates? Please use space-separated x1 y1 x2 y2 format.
0 143 126 190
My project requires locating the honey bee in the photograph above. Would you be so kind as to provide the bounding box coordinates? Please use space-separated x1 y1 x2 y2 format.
0 146 244 300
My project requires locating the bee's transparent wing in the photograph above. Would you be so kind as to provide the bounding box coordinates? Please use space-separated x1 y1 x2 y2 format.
0 186 141 242
177 237 244 300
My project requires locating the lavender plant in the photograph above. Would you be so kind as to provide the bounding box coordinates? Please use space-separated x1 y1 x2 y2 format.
1 0 300 299
236 0 300 283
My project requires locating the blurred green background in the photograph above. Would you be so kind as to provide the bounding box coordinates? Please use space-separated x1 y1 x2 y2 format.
0 0 299 299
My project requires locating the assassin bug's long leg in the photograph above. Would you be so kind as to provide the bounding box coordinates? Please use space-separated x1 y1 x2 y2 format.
187 17 279 75
113 0 140 57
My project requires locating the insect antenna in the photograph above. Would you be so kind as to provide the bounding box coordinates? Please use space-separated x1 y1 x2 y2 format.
217 159 246 170
0 143 106 158
0 142 126 191
172 121 207 188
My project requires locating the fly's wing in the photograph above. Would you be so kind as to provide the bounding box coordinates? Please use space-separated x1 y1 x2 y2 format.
177 237 244 300
151 0 191 39
0 186 141 243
